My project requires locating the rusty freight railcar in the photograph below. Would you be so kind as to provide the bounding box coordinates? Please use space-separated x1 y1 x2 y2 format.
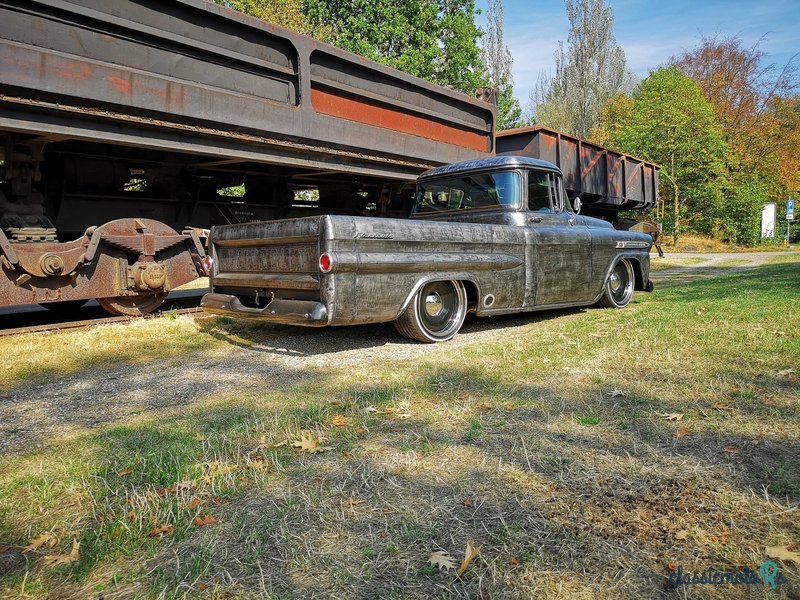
0 0 494 314
496 126 660 222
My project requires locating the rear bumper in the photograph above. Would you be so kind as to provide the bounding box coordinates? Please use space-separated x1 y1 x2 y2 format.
200 293 329 326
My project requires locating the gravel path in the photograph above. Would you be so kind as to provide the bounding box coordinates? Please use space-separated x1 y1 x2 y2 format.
2 251 796 455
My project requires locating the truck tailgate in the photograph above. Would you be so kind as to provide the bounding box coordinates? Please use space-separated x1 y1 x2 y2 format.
211 217 324 293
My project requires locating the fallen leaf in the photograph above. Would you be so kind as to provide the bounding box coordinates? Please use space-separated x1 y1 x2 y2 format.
158 484 177 497
723 446 741 454
711 402 733 411
331 415 349 427
249 459 268 471
666 562 678 572
765 545 800 564
148 524 175 537
291 431 334 454
458 392 470 401
364 405 378 413
662 413 684 421
429 550 456 571
127 511 136 521
188 498 203 510
675 530 690 541
117 467 133 477
674 427 691 438
462 498 474 508
347 498 364 507
606 389 626 398
714 532 729 545
194 515 218 527
477 403 494 411
43 540 80 566
509 557 521 565
356 427 367 434
23 533 57 553
202 461 235 483
382 505 392 514
456 541 481 577
328 399 343 406
777 368 796 377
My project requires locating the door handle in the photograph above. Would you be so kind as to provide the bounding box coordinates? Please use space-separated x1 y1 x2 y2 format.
527 216 543 223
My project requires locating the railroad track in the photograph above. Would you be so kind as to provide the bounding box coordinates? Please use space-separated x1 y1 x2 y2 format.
0 307 204 337
0 291 205 337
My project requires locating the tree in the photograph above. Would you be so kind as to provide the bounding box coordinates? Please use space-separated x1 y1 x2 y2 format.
213 0 312 34
303 0 486 95
479 0 522 130
436 0 487 94
674 35 798 177
303 0 441 81
614 67 729 243
589 92 632 147
531 0 629 137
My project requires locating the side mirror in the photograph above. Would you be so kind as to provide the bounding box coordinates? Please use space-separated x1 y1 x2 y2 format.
573 197 582 214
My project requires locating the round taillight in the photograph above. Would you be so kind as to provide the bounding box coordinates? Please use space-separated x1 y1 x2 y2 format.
319 253 332 273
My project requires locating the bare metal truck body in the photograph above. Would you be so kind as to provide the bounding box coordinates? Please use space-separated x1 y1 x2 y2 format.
202 156 653 342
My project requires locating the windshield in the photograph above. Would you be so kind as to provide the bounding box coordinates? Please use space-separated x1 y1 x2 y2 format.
412 170 521 215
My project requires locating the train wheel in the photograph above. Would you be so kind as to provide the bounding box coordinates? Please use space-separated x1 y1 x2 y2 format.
97 293 168 316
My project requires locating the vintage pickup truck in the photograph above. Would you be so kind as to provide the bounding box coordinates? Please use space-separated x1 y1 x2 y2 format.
201 156 654 342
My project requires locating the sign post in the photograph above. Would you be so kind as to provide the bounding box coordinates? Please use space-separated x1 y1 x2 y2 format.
788 199 795 247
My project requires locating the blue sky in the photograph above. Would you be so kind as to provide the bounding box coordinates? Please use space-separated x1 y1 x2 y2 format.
476 0 800 109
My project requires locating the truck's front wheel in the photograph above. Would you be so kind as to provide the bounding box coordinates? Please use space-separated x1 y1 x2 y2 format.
598 259 635 308
395 280 467 343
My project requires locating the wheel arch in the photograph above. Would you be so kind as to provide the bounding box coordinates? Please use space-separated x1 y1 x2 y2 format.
395 274 481 320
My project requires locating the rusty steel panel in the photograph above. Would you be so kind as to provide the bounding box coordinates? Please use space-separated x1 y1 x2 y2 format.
0 0 495 179
496 126 659 212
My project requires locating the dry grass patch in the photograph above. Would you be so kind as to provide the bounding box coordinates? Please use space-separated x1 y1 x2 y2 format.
0 315 220 388
649 256 708 271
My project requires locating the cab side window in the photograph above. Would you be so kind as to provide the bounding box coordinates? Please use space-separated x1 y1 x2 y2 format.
527 171 553 212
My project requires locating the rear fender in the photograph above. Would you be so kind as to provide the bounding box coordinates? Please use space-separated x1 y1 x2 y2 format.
396 274 481 319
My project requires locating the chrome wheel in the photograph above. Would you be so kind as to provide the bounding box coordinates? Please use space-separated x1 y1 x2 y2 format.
395 280 467 343
599 259 634 308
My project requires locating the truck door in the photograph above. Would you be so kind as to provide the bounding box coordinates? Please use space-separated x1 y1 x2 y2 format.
525 170 593 306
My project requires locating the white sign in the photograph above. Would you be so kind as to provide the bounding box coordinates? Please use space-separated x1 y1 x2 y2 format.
761 203 776 238
788 198 795 221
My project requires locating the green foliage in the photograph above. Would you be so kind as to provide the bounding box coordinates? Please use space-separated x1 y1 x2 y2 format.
213 0 312 34
723 176 770 245
615 67 729 240
303 0 486 94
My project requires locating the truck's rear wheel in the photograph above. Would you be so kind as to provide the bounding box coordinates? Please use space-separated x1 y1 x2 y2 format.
97 293 167 316
394 280 467 343
598 259 634 308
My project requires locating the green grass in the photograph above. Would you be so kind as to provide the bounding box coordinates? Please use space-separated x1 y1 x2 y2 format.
1 257 798 599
